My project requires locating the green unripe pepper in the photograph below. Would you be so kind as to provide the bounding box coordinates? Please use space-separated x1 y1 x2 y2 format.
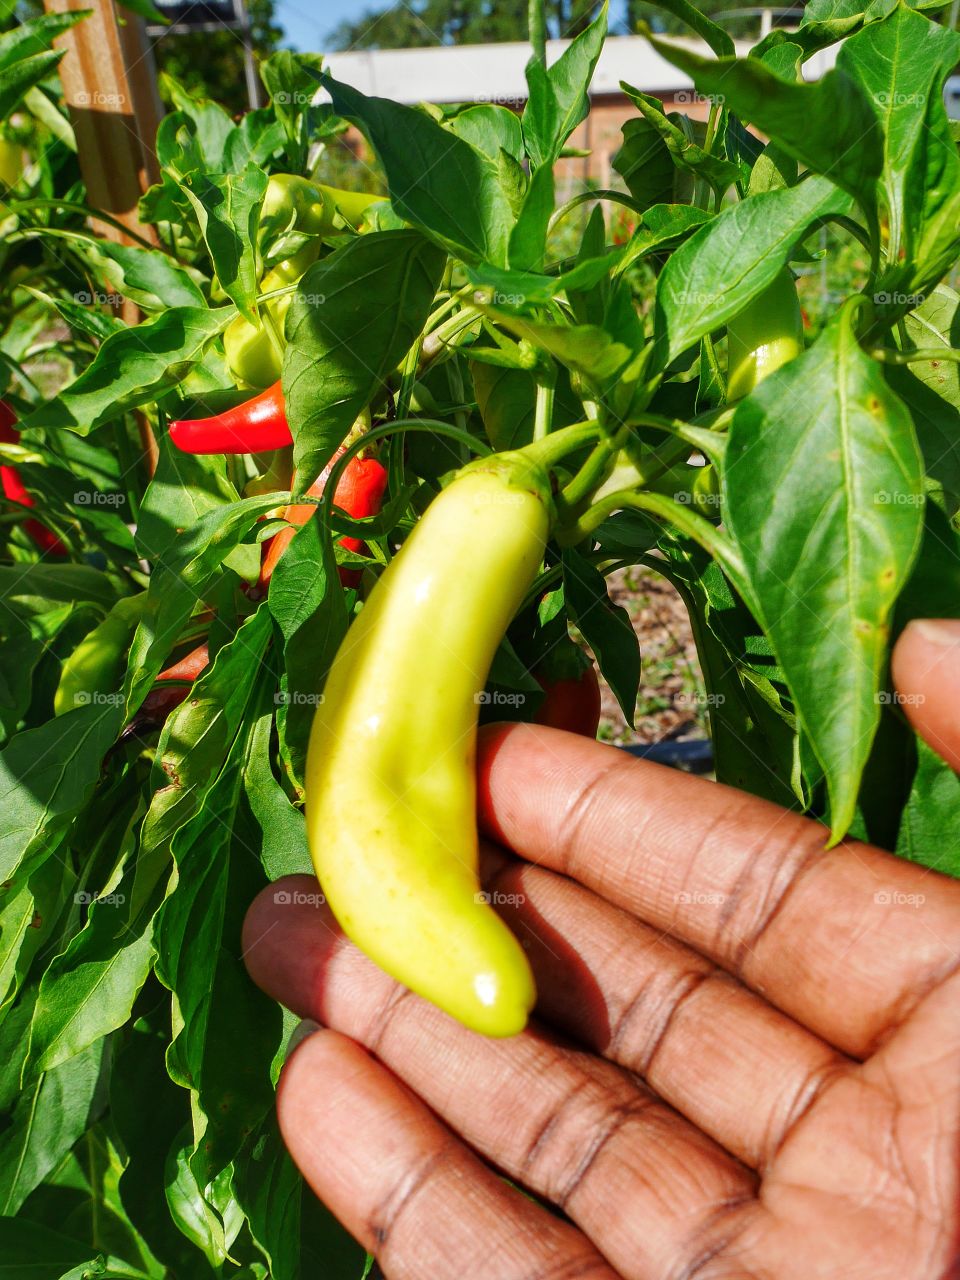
223 264 295 389
726 269 804 401
305 456 552 1037
54 593 146 716
261 174 332 239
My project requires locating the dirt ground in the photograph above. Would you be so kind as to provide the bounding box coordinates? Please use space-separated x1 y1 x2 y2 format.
597 568 708 747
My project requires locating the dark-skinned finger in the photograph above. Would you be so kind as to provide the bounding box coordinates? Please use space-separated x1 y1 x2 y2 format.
278 1029 618 1280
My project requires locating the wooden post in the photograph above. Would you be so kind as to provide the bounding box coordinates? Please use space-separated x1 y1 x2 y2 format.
43 0 164 470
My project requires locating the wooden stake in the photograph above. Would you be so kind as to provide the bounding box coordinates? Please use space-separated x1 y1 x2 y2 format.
43 0 164 471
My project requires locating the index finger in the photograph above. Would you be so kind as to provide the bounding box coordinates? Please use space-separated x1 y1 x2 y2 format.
477 724 960 1057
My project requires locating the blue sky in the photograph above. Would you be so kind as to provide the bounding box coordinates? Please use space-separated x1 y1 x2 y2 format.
276 0 629 53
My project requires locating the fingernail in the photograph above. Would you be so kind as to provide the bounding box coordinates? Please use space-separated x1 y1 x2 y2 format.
907 618 960 647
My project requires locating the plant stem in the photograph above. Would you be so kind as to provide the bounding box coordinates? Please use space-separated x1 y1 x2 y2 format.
532 366 556 441
529 0 547 64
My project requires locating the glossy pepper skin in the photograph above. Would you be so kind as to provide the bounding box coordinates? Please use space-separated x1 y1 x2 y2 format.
305 459 550 1037
138 642 209 725
0 400 67 556
534 647 602 738
258 448 388 591
54 594 146 716
169 381 292 454
223 266 293 391
726 269 804 401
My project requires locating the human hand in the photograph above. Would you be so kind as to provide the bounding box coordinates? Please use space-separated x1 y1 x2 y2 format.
243 618 960 1279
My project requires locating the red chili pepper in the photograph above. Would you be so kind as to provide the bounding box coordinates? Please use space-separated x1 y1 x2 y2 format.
169 381 293 454
0 400 67 556
138 642 209 725
532 646 602 738
257 448 388 592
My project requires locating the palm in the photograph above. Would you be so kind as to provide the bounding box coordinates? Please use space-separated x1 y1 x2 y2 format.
243 627 960 1279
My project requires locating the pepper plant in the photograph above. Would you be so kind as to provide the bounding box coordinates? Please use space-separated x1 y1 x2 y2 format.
0 0 958 1274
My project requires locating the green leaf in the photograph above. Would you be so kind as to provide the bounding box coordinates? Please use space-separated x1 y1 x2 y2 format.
885 284 960 517
839 6 960 282
645 0 734 56
507 162 554 273
0 50 63 121
0 1036 107 1214
322 73 515 265
613 114 677 211
177 166 268 322
244 710 311 878
160 75 234 171
562 547 640 723
0 1217 103 1280
0 563 117 609
620 86 741 199
22 308 235 435
654 175 851 365
896 737 960 876
724 309 925 840
0 707 122 884
522 3 607 168
283 230 446 484
270 514 348 791
80 239 205 311
647 32 882 213
445 103 524 162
